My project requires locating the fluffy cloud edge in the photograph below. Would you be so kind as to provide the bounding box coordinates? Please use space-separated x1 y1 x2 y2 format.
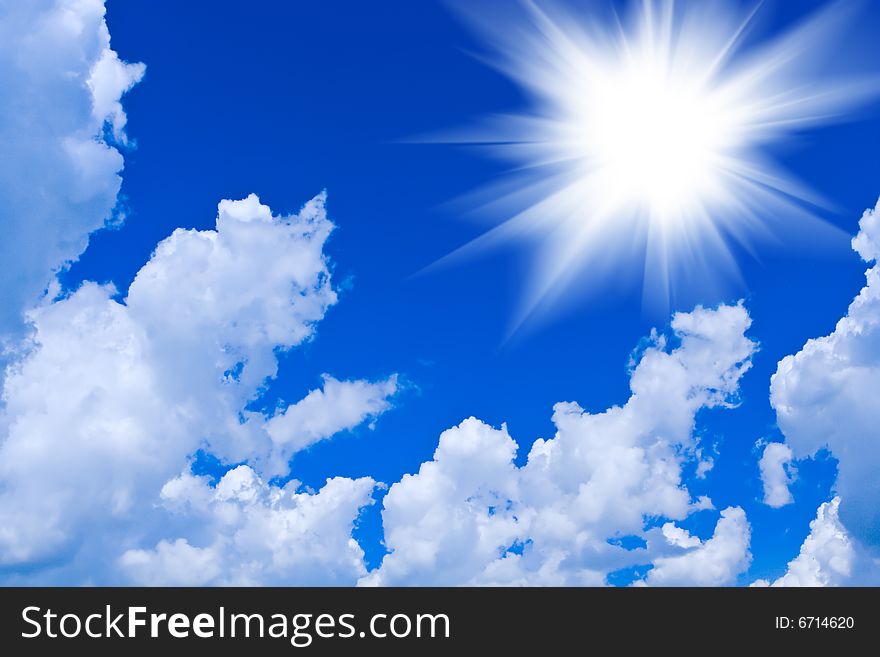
770 197 880 559
363 302 757 587
0 0 143 337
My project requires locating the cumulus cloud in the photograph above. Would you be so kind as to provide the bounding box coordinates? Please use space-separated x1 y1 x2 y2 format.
751 498 880 588
770 198 880 547
0 0 143 337
364 303 756 586
660 523 703 549
360 418 522 587
120 467 376 585
0 193 396 582
759 442 795 508
753 498 855 587
643 508 751 586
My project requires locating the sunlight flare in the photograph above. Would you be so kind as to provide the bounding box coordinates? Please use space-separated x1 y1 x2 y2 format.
440 0 879 328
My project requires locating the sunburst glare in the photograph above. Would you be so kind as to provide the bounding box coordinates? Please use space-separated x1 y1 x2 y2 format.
437 0 880 330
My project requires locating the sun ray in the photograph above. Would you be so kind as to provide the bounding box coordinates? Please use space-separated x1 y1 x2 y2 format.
438 0 880 331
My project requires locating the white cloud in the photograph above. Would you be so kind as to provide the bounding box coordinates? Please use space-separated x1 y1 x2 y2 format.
661 523 702 549
0 193 395 582
360 418 522 587
119 539 223 588
759 442 795 508
87 47 144 142
120 467 376 585
757 498 855 587
694 448 715 479
364 303 756 586
770 198 880 548
0 0 143 337
643 507 751 586
265 374 399 477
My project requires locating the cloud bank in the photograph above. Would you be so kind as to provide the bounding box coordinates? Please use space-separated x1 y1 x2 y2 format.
0 193 396 583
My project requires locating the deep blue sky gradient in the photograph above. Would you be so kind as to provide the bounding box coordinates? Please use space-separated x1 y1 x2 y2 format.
64 0 880 582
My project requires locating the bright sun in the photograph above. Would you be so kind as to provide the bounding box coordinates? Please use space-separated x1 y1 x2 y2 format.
439 0 878 329
584 53 727 221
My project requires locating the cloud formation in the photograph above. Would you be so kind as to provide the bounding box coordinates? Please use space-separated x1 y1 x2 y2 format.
120 467 376 585
0 0 143 338
759 442 794 508
0 193 396 582
364 303 756 586
763 498 855 587
643 508 751 586
771 198 880 548
265 374 399 478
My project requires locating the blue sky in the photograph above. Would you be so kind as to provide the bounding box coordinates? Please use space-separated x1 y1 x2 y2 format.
73 0 877 582
3 0 880 585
